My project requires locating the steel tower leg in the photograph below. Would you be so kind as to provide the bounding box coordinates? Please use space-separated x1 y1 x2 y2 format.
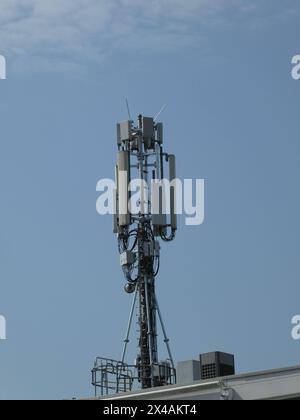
138 275 160 388
136 219 160 389
155 294 176 372
121 285 138 364
138 275 151 388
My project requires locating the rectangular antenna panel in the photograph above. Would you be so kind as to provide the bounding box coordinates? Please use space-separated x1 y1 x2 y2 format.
117 151 131 227
117 121 132 145
169 154 177 231
156 123 163 144
113 188 118 234
143 117 155 150
152 180 167 230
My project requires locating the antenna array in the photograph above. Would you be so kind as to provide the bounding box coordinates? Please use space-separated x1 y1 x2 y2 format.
92 114 177 395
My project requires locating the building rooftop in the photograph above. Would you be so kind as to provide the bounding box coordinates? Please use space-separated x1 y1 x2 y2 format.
94 364 300 401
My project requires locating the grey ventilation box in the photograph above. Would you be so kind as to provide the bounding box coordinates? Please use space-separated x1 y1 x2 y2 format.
200 352 235 380
177 360 201 385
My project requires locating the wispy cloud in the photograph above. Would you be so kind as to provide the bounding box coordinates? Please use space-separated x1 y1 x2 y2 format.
0 0 287 74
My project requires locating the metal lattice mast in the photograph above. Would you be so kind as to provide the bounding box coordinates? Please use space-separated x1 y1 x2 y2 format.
114 114 177 389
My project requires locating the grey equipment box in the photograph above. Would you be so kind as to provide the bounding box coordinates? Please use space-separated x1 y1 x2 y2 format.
200 352 235 380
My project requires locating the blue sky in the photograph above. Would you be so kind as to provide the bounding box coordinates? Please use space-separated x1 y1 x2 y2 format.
0 0 300 399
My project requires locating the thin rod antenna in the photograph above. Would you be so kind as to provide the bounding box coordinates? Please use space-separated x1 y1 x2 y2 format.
154 104 166 122
154 294 176 371
121 286 138 364
125 98 132 121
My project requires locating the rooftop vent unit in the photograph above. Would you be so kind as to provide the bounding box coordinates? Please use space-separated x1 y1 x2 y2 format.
200 352 235 380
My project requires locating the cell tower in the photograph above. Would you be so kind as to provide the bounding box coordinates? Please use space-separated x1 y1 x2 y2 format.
92 114 177 396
